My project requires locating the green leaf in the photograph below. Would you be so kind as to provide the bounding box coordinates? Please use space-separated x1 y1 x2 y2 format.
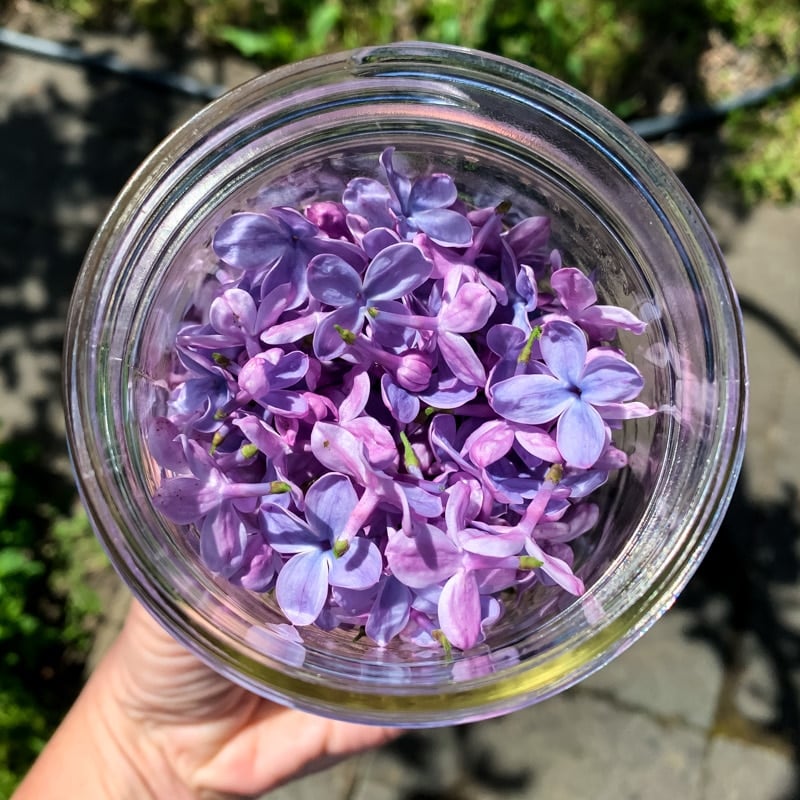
307 0 341 49
0 548 44 579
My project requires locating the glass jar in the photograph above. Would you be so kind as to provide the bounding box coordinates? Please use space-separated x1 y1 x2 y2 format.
63 42 747 726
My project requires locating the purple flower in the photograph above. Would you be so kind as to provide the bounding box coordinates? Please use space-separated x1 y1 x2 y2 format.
213 208 364 305
153 439 291 525
502 214 551 273
263 473 383 626
237 347 309 417
550 267 647 339
490 320 646 468
307 241 432 360
150 147 652 652
372 279 496 387
343 148 473 247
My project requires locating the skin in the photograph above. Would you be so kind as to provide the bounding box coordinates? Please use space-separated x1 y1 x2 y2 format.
13 600 400 800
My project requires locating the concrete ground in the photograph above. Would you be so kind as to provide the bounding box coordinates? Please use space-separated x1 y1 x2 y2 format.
1 7 798 799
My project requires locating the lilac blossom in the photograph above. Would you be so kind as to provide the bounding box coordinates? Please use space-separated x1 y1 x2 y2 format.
149 147 653 653
490 320 647 468
549 267 647 339
372 279 496 386
307 241 432 360
344 148 473 247
262 473 383 625
213 208 363 306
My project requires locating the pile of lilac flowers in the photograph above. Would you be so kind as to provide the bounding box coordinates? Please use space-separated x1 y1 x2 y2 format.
151 148 652 652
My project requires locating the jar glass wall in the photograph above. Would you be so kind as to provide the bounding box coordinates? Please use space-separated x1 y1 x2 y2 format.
64 42 747 726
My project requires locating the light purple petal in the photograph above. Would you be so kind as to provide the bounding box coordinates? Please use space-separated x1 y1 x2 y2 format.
261 311 320 345
541 320 587 385
362 226 402 259
437 331 486 387
313 303 364 361
263 349 309 389
411 208 473 247
153 477 215 523
515 264 537 311
408 173 458 211
341 417 398 471
213 213 289 271
263 389 309 418
270 206 318 239
380 374 420 424
476 567 522 595
438 570 482 651
397 483 444 519
556 399 606 468
363 242 432 301
332 584 378 617
329 537 383 590
457 528 525 558
304 472 358 542
146 417 187 471
487 323 528 358
233 416 291 459
490 374 573 424
380 147 411 209
550 267 597 312
307 254 362 306
200 504 247 573
418 366 477 409
385 523 461 589
275 550 331 625
310 421 371 485
209 288 257 338
255 283 292 335
444 478 482 533
538 503 600 544
525 539 585 596
261 505 325 552
342 176 395 229
229 535 277 591
369 299 417 349
439 283 496 334
503 215 550 263
579 304 647 336
182 439 219 482
238 353 274 400
513 427 562 463
560 469 608 498
338 369 371 422
463 420 515 468
592 400 655 420
366 577 412 646
579 356 645 403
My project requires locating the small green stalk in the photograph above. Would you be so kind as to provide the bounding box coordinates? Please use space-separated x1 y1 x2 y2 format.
517 326 542 364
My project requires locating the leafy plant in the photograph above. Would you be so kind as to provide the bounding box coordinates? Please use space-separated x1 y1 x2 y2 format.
0 437 105 795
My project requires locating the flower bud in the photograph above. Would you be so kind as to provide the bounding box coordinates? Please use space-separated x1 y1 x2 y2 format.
394 352 432 393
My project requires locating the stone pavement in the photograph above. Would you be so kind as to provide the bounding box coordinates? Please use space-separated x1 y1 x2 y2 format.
1 7 798 799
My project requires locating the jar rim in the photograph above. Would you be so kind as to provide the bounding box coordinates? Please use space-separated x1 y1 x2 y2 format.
64 42 747 726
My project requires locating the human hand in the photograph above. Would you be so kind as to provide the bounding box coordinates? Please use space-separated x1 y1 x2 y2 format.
100 600 401 799
14 599 400 800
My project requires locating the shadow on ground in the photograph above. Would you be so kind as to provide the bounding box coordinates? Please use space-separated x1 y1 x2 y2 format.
0 43 202 785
